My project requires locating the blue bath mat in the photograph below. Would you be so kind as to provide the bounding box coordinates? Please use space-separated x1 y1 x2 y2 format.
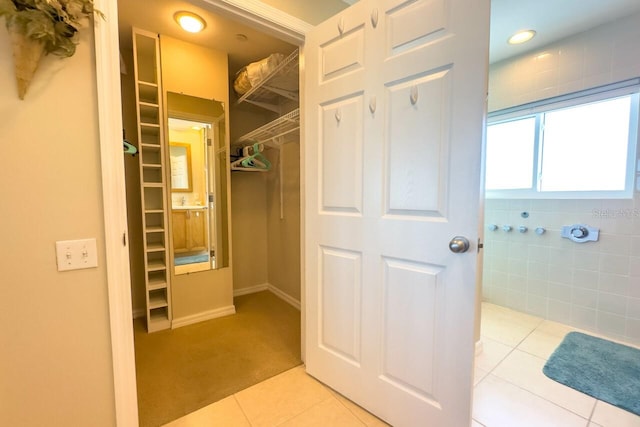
174 254 209 266
543 331 640 416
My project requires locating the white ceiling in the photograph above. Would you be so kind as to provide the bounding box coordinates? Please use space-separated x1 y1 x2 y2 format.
117 0 297 76
118 0 640 74
490 0 640 63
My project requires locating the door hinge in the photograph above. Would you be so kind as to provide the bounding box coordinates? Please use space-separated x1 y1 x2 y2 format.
207 138 212 146
122 232 127 247
477 238 483 252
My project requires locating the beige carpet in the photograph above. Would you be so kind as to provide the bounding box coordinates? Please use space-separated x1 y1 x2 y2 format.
134 291 302 427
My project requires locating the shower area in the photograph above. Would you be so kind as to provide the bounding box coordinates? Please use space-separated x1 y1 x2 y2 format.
480 11 640 348
482 196 639 346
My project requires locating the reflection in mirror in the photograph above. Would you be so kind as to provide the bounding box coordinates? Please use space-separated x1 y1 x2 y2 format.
167 92 229 274
169 143 193 192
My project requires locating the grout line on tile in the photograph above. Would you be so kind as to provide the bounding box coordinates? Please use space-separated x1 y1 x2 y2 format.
477 336 518 378
472 418 487 427
512 320 545 350
330 391 369 426
272 396 340 427
232 394 254 426
587 400 598 424
488 372 593 423
487 347 516 375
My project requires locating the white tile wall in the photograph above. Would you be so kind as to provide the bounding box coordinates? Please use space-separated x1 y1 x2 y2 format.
488 13 640 112
483 12 640 345
483 196 640 345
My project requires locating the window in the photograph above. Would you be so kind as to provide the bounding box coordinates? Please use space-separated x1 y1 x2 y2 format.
485 81 639 199
486 117 536 190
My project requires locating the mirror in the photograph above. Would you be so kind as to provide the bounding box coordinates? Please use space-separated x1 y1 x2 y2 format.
167 92 230 274
169 143 193 192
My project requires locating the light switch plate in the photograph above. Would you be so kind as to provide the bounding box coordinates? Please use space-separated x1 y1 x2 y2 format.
55 238 98 271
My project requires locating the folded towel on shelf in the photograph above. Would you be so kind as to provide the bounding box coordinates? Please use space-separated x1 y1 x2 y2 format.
233 53 285 95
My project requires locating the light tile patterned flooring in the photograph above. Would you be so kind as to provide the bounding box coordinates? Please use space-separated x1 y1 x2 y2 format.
474 303 640 427
165 303 640 426
164 365 389 427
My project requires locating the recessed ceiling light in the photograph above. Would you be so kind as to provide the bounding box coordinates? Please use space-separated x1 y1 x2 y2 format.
174 11 206 33
508 30 536 45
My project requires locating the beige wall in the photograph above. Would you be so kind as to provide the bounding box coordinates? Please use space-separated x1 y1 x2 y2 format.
229 102 303 302
0 30 115 426
266 144 302 301
231 172 270 289
229 107 271 291
124 33 236 320
259 0 349 24
229 69 301 302
230 142 302 302
160 36 229 101
230 139 301 301
160 35 234 320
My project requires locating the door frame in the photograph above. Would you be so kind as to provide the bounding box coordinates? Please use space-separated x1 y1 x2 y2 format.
93 1 310 424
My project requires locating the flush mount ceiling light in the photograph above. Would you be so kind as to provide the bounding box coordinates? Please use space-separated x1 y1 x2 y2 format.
508 29 536 45
174 11 206 33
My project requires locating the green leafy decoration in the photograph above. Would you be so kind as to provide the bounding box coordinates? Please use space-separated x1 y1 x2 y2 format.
0 0 102 57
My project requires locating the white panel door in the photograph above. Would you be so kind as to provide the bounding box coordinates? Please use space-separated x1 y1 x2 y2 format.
304 0 489 425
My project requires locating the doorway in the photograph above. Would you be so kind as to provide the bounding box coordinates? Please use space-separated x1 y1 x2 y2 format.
99 0 490 424
116 0 313 424
475 4 640 425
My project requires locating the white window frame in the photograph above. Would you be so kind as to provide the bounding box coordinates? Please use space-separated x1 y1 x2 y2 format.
486 79 640 199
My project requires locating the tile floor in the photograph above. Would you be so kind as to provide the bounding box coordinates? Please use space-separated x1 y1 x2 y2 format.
165 302 640 426
474 303 640 427
164 365 389 427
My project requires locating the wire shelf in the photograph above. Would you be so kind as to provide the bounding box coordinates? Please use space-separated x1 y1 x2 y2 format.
237 108 300 146
236 49 299 111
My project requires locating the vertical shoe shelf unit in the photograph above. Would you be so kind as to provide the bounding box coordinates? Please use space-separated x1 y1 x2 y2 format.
133 29 172 332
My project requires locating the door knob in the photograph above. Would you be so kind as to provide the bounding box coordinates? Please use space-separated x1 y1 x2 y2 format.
449 236 470 253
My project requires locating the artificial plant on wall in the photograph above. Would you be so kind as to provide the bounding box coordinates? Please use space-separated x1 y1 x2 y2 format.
0 0 102 99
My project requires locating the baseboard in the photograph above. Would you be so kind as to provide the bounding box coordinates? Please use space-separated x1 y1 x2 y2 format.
171 305 236 329
267 284 301 311
233 283 301 311
132 308 145 319
233 283 269 297
475 339 484 356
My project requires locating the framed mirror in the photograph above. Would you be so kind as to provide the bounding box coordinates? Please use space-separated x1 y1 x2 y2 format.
167 92 230 274
169 143 193 192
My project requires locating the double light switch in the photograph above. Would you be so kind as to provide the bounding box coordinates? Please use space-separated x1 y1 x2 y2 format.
55 238 98 271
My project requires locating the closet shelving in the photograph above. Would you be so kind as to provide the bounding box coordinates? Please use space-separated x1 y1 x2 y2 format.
133 28 172 333
236 49 299 113
234 48 300 219
236 108 300 148
235 48 300 159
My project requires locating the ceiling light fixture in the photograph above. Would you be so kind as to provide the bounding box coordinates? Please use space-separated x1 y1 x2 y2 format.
174 11 206 33
508 29 536 45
